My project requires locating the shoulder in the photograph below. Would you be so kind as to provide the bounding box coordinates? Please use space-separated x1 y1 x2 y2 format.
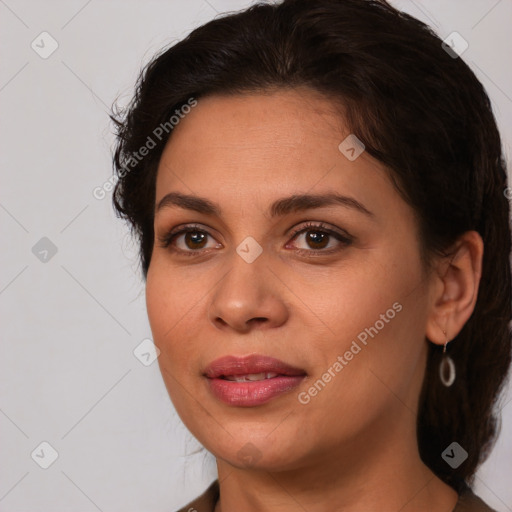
453 486 497 512
174 480 219 512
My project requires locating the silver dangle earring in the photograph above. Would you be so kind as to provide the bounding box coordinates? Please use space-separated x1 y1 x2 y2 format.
439 330 456 387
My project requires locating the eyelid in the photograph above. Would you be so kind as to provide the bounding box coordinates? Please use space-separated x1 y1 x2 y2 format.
157 223 218 249
287 221 352 241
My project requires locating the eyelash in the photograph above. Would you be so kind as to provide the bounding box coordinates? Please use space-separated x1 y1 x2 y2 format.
157 221 353 258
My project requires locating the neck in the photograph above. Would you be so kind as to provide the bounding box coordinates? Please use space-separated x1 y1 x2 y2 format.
214 411 458 512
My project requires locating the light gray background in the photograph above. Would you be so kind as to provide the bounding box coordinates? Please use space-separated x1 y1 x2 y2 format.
1 1 511 511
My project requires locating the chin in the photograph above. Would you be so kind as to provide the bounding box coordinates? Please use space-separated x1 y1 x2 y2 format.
190 421 311 471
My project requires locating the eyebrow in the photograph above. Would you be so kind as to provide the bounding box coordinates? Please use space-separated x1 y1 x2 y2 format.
155 191 374 218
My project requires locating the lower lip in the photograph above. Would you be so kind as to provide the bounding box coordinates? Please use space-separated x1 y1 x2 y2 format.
206 375 306 406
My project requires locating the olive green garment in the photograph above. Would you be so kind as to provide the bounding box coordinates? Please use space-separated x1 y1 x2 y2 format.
175 480 498 512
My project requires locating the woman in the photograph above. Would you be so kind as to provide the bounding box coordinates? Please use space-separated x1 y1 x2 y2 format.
111 0 511 510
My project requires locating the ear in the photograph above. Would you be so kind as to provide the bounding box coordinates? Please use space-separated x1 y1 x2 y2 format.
425 230 484 345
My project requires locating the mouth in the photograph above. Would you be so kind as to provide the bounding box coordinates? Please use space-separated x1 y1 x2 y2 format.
204 354 307 378
203 354 307 407
221 372 282 382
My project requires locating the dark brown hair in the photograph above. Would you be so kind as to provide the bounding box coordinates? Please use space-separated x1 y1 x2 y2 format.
111 0 511 492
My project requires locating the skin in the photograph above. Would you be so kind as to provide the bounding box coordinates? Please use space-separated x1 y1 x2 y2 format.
145 87 483 512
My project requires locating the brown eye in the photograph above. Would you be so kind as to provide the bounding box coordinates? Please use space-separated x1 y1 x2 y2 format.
287 222 353 255
183 231 208 249
158 224 222 256
304 230 330 249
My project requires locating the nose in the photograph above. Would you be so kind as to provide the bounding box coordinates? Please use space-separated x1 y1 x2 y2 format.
207 253 289 333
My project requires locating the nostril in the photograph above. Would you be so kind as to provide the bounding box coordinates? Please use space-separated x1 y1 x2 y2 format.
249 317 268 325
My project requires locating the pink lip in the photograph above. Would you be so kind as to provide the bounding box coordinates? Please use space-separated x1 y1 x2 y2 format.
204 354 306 378
203 354 307 407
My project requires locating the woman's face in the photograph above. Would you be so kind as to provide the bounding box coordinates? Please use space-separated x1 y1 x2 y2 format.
146 88 435 471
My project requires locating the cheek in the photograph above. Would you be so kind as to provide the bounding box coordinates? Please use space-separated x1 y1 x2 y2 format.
145 262 201 364
298 277 428 440
310 254 416 338
145 264 206 418
347 262 429 403
315 243 427 373
146 266 172 341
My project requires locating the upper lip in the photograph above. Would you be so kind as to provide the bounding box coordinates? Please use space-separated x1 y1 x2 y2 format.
204 354 307 378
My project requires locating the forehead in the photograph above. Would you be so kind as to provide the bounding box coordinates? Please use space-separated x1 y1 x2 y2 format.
159 89 344 168
154 89 394 219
